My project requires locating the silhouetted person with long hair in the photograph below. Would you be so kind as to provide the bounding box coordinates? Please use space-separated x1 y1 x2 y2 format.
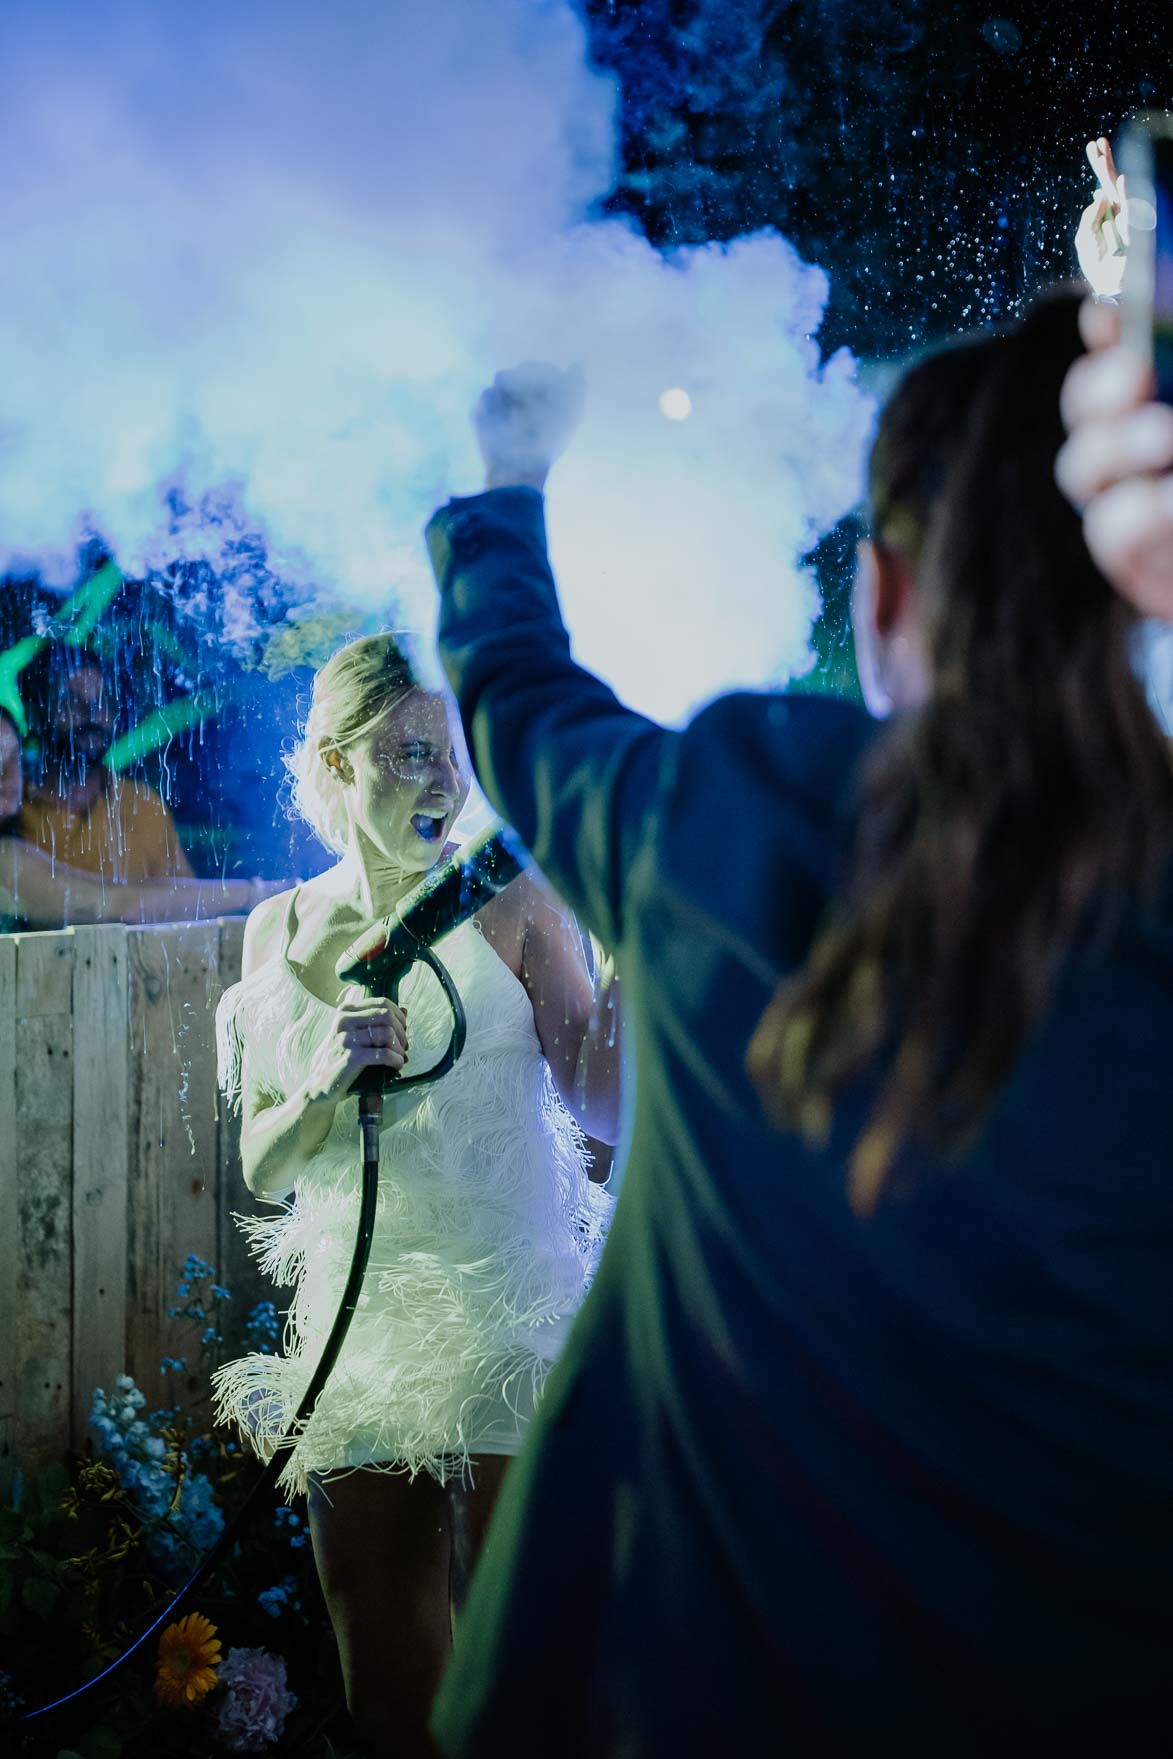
420 294 1173 1754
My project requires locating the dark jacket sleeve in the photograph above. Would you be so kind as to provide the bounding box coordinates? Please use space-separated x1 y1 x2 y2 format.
425 486 674 951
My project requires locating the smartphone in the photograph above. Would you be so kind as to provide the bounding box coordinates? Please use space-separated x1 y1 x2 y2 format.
1119 112 1173 405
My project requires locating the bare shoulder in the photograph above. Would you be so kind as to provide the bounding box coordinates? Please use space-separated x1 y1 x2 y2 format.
475 867 555 976
514 865 575 927
480 867 578 968
241 888 294 979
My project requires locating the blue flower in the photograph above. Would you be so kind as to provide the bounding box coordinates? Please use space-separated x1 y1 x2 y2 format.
273 1506 308 1548
173 1472 225 1550
124 1460 174 1520
88 1374 227 1567
257 1574 301 1618
243 1300 282 1357
144 1523 185 1571
140 1471 226 1576
0 1668 27 1713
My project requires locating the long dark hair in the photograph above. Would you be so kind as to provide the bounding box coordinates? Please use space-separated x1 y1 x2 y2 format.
748 294 1173 1214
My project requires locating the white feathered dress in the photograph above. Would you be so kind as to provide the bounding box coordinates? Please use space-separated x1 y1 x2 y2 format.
212 904 612 1494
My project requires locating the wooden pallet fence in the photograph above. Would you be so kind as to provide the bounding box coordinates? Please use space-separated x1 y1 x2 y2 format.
0 920 269 1475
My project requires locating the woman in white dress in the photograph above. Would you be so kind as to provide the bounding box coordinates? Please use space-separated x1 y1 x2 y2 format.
213 632 620 1757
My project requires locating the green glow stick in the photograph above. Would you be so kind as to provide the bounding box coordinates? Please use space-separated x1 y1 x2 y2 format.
0 561 127 732
59 560 124 644
105 689 220 772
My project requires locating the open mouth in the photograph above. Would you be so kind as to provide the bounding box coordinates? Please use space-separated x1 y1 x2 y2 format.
410 812 447 844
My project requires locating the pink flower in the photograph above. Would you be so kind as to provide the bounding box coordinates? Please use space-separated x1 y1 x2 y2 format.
213 1646 297 1752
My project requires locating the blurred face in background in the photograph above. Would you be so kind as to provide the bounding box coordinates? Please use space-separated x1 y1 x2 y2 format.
0 713 24 827
45 663 115 770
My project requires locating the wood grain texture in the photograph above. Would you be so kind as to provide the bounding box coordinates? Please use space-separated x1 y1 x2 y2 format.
214 916 272 1343
0 917 281 1467
13 932 75 1469
126 921 221 1416
0 937 18 1478
70 925 130 1448
15 930 73 1018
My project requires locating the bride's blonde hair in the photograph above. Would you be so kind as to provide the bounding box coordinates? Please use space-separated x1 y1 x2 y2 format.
286 633 420 854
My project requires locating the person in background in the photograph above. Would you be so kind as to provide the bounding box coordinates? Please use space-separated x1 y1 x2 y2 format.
0 702 275 928
421 293 1173 1755
0 706 22 833
17 639 195 882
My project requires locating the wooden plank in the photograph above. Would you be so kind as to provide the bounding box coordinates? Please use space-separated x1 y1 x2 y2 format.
16 930 74 1017
214 918 270 1339
0 937 18 1479
70 926 130 1449
126 922 222 1417
13 932 75 1469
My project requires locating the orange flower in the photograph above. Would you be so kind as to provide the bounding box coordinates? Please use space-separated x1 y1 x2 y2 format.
154 1612 222 1709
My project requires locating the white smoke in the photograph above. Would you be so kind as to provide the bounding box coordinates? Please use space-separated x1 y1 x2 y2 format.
0 0 873 722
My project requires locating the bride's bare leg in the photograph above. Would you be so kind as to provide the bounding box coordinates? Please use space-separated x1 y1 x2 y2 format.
447 1453 513 1626
308 1466 451 1758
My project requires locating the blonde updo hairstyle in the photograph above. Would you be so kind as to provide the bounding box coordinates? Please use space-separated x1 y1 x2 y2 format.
286 633 421 855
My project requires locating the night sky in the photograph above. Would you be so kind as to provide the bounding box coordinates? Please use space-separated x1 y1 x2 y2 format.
574 0 1171 694
584 0 1170 357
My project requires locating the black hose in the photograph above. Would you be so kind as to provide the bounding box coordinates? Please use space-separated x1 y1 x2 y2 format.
20 1085 387 1725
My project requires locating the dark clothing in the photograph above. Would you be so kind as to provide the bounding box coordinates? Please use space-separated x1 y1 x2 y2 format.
425 488 1173 1755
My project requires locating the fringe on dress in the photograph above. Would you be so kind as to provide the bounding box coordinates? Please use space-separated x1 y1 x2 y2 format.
211 919 611 1494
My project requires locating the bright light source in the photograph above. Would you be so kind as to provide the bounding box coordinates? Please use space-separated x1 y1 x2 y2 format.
658 387 692 422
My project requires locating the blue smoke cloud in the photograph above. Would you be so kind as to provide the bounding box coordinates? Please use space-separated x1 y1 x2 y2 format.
0 0 873 722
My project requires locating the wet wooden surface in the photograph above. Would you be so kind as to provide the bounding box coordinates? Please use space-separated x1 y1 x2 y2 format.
0 920 268 1471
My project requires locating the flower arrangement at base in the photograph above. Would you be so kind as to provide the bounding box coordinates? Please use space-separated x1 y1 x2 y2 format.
154 1611 222 1709
0 1256 361 1756
215 1646 299 1751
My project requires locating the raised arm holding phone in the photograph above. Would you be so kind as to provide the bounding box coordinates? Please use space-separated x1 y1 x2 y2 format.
1061 118 1173 618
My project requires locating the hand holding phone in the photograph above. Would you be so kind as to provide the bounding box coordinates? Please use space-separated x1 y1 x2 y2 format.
1119 113 1173 406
